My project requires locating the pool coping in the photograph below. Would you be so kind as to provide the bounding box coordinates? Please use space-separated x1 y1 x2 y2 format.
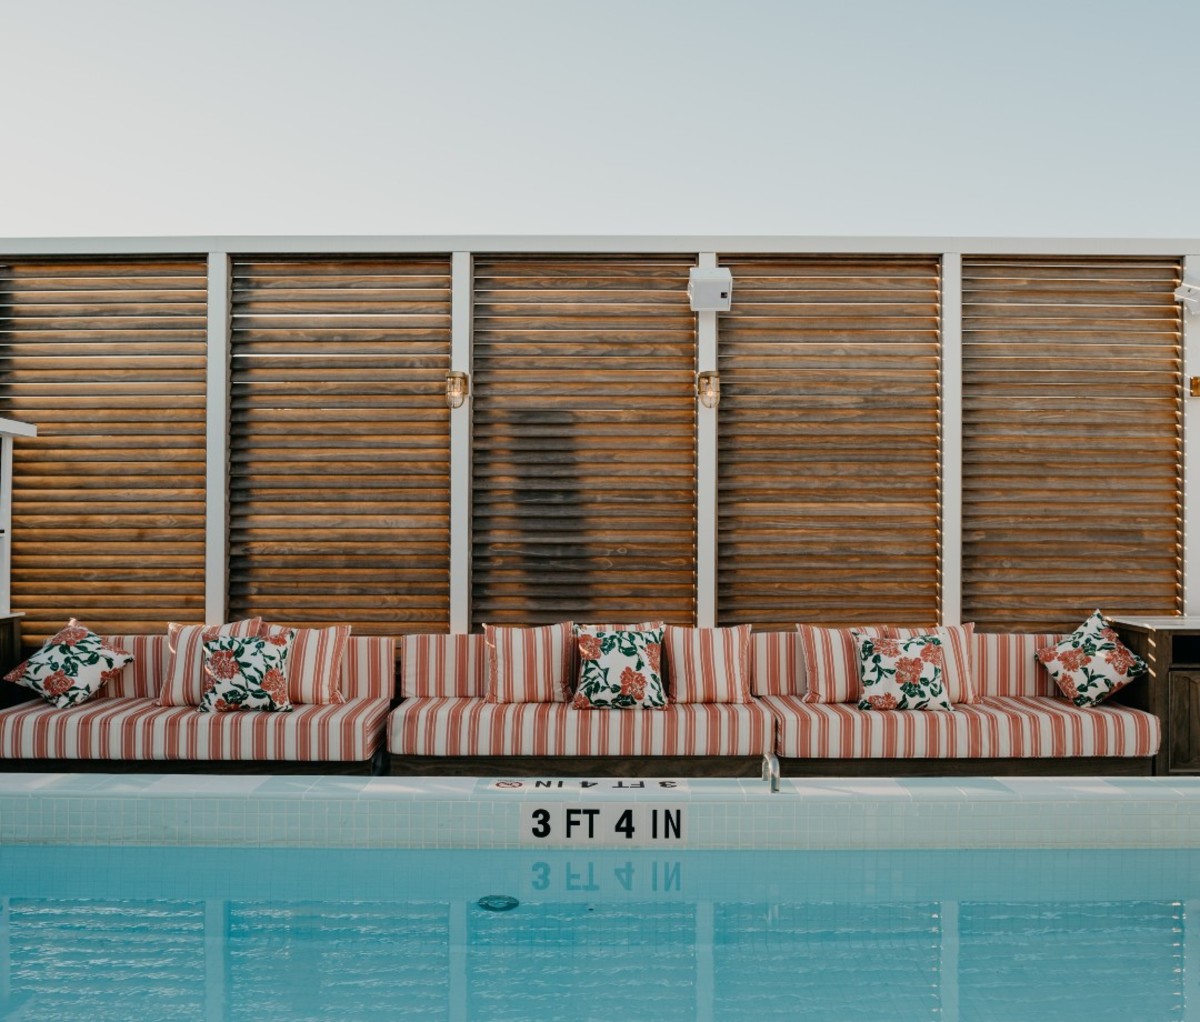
0 772 1198 850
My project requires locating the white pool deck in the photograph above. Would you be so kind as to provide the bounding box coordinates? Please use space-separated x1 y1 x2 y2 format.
1 773 1198 850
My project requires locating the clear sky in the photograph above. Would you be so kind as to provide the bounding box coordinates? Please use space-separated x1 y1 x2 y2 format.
2 0 1196 239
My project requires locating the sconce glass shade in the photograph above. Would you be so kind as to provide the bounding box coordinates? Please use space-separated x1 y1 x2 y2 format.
696 370 720 409
445 370 470 409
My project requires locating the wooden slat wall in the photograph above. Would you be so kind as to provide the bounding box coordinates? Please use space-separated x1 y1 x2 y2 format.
228 256 452 635
716 255 942 629
961 256 1183 632
471 255 697 626
0 257 208 641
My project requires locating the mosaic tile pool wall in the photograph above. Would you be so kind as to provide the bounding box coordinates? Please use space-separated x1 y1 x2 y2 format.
0 774 1198 849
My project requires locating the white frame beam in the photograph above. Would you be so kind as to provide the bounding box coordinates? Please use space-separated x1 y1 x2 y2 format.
940 254 963 625
205 253 231 623
2 235 1197 256
1185 255 1200 615
449 252 474 634
695 253 719 627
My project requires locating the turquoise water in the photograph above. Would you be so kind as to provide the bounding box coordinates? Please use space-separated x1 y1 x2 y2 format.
0 845 1195 1020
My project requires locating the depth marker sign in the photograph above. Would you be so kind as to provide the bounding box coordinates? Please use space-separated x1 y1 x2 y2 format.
521 804 688 847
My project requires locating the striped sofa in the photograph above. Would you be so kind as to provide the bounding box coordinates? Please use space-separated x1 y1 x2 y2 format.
0 634 395 773
757 632 1162 775
388 631 1161 776
388 633 775 771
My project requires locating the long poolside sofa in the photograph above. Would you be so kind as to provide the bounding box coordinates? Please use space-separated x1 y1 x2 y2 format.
0 634 395 774
0 628 1161 777
386 631 1161 776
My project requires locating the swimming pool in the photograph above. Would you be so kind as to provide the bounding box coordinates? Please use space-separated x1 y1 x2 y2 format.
0 774 1197 1020
0 844 1195 1020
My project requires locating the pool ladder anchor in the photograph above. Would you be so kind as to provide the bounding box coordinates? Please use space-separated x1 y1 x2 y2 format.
761 753 780 792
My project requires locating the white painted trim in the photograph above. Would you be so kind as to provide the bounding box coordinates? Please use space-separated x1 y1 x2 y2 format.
0 419 36 616
205 253 231 623
940 254 963 626
696 253 718 628
0 437 11 617
1185 256 1200 615
0 418 37 438
449 252 474 634
2 235 1199 256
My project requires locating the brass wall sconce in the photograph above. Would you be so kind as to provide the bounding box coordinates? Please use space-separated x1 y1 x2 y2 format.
445 371 470 409
696 370 720 409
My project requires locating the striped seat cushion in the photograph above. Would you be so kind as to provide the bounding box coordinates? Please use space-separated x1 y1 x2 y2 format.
0 696 392 762
388 697 774 756
761 694 1160 759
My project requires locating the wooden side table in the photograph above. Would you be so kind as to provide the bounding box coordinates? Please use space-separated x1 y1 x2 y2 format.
1110 616 1200 776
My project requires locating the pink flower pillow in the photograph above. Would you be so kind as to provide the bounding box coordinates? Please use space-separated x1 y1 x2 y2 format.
198 632 294 713
3 619 133 708
1036 610 1147 707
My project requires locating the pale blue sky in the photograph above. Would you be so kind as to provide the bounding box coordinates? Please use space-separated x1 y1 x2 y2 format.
2 0 1196 238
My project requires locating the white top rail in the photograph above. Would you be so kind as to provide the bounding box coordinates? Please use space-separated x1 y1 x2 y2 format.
1 235 1199 256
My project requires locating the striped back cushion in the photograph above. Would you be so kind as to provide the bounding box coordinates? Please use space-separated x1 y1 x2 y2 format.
972 633 1063 697
260 623 350 704
157 618 263 706
102 635 171 699
665 625 752 703
485 622 574 703
338 636 396 701
401 633 488 698
750 631 806 696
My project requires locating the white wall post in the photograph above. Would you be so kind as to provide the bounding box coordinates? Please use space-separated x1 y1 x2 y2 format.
449 252 474 634
205 253 231 623
0 419 36 618
940 253 963 626
695 253 719 628
1184 256 1200 615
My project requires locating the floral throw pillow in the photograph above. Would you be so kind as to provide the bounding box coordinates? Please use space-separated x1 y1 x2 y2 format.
198 632 295 713
1036 610 1147 707
3 619 134 708
853 632 954 711
573 627 666 709
3 618 133 705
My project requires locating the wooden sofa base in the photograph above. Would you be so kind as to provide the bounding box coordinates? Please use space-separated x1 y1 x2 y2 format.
386 754 767 778
781 756 1154 777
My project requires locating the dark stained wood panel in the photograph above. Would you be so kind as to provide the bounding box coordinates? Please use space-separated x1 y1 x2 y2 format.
229 256 452 635
0 257 208 641
961 256 1183 632
471 255 697 626
715 255 943 629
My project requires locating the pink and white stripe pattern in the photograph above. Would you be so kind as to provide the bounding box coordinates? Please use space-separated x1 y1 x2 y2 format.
750 631 806 697
389 697 774 756
762 693 1160 759
0 697 391 762
259 624 350 704
101 635 172 699
972 632 1063 697
484 622 574 703
156 619 263 706
401 633 488 698
665 624 752 703
0 635 396 763
799 624 979 704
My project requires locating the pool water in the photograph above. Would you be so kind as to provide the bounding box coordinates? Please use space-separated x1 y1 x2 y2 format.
0 845 1195 1020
